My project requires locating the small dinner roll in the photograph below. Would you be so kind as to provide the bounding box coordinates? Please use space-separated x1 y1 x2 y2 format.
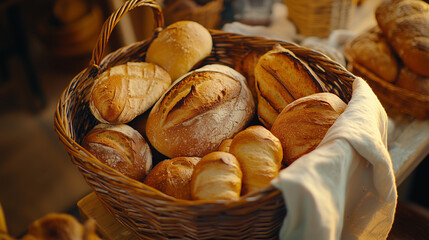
191 152 242 201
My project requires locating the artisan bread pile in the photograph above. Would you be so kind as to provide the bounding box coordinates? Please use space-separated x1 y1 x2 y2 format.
82 20 347 201
346 0 429 95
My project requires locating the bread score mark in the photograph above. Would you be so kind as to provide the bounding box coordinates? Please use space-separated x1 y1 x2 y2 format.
157 71 242 128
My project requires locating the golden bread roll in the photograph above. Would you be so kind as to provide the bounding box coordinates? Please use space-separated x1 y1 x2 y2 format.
144 157 200 200
271 92 346 166
191 151 242 200
146 20 213 80
146 64 255 158
255 44 324 128
89 62 171 124
235 51 263 102
81 123 152 181
375 0 429 77
346 27 399 83
23 213 100 240
229 125 283 194
218 138 232 152
396 66 429 95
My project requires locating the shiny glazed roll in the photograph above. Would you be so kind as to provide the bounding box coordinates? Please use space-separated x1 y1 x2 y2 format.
191 151 242 201
229 125 283 194
146 64 255 158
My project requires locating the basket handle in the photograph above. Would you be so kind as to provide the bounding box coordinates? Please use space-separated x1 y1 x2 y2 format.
89 0 164 70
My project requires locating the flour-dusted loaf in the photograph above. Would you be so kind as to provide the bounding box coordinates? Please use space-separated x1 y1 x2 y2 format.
89 62 171 124
396 66 429 95
255 44 324 129
81 123 152 181
346 27 399 83
229 125 283 194
375 0 429 77
144 157 200 200
191 151 242 201
146 20 213 80
146 64 255 158
271 92 346 166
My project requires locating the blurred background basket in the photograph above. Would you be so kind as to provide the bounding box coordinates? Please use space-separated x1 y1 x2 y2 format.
54 0 355 238
163 0 224 29
283 0 356 38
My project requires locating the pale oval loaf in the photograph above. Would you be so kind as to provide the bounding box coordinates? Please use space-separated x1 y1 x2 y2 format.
143 157 200 200
146 64 255 158
191 151 242 201
271 92 346 166
146 20 213 80
229 125 283 194
255 44 324 129
89 62 171 124
81 123 152 181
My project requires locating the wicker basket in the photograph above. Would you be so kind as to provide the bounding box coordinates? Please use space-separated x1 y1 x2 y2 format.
163 0 224 29
343 38 429 119
284 0 356 38
54 0 355 239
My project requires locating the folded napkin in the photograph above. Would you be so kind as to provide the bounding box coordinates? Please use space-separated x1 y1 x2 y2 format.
272 78 397 239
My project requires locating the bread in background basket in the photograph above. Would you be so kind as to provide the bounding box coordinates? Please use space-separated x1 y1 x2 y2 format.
54 0 355 238
344 0 429 118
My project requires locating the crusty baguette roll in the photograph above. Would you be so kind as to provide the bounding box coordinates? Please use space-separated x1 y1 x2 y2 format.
255 44 324 128
89 62 171 124
191 151 242 201
146 64 255 158
229 125 283 194
145 20 212 80
396 66 429 95
218 138 232 152
81 123 152 181
375 0 429 77
346 27 399 83
144 157 200 200
271 92 346 166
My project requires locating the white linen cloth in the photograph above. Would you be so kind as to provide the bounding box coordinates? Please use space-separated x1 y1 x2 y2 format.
272 78 397 239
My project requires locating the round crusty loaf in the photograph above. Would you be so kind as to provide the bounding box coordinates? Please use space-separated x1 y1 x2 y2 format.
81 123 152 181
145 20 212 81
146 64 255 158
255 44 324 129
396 66 429 95
346 27 399 83
89 62 171 124
143 157 200 200
229 125 283 194
375 0 429 77
270 92 346 166
191 151 242 201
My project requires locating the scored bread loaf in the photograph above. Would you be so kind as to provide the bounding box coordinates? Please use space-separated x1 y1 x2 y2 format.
81 123 152 181
89 62 171 124
346 27 399 83
191 151 242 201
146 64 255 158
229 125 283 194
271 92 346 166
143 157 200 200
145 20 213 80
255 44 324 129
375 0 429 77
